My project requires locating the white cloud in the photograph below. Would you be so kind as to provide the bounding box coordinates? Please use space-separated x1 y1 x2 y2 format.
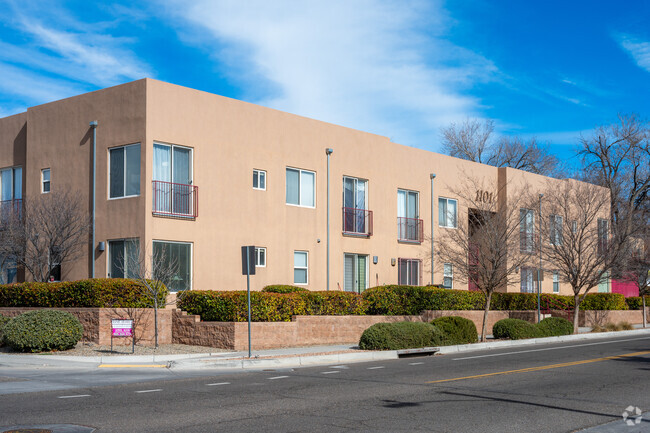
617 34 650 73
162 0 498 149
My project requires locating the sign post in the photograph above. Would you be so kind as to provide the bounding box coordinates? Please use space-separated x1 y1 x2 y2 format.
241 246 256 359
111 318 134 353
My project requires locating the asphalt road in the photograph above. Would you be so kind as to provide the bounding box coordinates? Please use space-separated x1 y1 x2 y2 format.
1 334 649 432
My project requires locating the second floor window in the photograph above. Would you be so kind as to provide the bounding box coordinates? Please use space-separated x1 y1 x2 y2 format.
253 170 266 190
397 189 422 242
255 247 266 267
109 143 140 198
41 169 51 193
520 208 535 252
286 168 315 207
553 271 560 293
343 176 370 235
0 166 22 202
439 197 457 228
550 215 563 246
598 219 608 255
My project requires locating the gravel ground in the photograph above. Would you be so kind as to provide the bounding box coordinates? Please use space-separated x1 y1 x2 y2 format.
0 343 231 356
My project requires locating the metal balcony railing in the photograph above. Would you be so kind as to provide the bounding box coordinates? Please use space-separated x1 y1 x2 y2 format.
342 207 373 236
152 181 198 218
520 233 538 253
0 199 22 223
397 217 423 243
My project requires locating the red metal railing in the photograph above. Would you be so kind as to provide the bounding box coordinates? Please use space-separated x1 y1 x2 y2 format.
397 217 423 243
540 294 574 321
342 207 373 236
152 181 198 218
0 199 22 222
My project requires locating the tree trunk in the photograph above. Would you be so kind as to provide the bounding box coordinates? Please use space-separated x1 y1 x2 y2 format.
573 294 580 334
154 303 159 348
643 296 647 329
481 291 492 342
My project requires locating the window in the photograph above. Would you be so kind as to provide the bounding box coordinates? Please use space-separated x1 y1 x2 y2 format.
343 177 370 235
344 253 368 293
520 209 535 253
253 170 266 190
571 220 577 234
443 263 453 289
598 271 610 293
108 239 140 278
294 251 308 284
520 267 536 293
153 143 194 216
109 143 140 198
397 189 421 242
286 168 315 207
0 166 22 202
597 219 608 256
48 246 62 282
550 215 563 246
438 198 458 228
41 169 51 193
152 241 192 292
398 258 421 285
0 257 17 285
255 247 266 267
553 271 559 293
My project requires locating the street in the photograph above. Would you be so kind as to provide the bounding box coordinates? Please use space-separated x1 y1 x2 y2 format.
1 334 649 432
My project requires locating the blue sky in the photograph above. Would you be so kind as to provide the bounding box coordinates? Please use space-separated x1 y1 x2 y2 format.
1 0 649 164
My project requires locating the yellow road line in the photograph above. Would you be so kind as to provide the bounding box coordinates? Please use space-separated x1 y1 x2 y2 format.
98 364 168 368
426 350 650 384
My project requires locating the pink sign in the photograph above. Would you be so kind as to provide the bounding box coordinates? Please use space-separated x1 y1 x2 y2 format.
111 319 134 337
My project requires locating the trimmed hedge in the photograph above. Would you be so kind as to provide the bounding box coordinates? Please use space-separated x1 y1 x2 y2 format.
430 316 478 345
492 318 543 340
359 322 444 350
262 285 309 293
3 310 84 352
536 317 573 337
0 314 10 346
0 279 168 308
625 296 650 310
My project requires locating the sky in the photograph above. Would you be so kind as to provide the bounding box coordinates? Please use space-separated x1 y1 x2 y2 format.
1 0 649 165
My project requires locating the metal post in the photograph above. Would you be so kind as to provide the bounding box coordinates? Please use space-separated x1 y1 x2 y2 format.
246 252 252 359
89 121 98 278
326 148 333 291
537 193 543 323
430 173 436 285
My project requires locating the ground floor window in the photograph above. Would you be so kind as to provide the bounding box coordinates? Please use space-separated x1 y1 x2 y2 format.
520 267 537 293
443 263 453 289
553 271 559 293
0 257 17 284
153 240 192 292
108 239 140 278
294 251 308 284
398 258 421 286
598 271 610 293
255 247 266 267
344 253 368 293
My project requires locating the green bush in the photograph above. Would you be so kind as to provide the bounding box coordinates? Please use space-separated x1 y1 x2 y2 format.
3 310 84 352
262 285 309 293
0 279 167 308
358 321 444 350
300 291 366 315
625 296 649 310
0 314 10 346
430 316 478 345
536 317 573 336
492 318 543 340
579 293 627 310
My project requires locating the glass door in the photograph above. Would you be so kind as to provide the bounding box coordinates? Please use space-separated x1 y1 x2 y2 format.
343 177 367 233
153 144 193 215
344 253 368 293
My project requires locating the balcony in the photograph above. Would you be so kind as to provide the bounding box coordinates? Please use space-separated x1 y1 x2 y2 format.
0 199 22 224
342 207 373 237
397 217 423 243
519 233 538 253
152 181 198 219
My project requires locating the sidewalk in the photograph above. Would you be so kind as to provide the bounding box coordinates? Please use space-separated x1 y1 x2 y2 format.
2 327 649 371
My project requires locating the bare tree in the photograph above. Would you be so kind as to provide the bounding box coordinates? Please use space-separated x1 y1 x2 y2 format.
620 236 650 327
435 175 533 341
440 118 560 176
539 180 617 333
0 191 89 282
119 244 187 347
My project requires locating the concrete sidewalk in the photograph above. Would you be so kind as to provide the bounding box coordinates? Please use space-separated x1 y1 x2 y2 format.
1 327 649 371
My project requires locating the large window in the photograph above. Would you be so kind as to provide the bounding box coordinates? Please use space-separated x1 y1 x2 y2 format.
597 219 608 256
343 177 370 235
153 241 192 292
398 258 421 286
108 239 140 278
294 251 308 284
255 247 266 267
109 143 140 198
520 267 536 293
438 198 457 228
550 215 563 246
41 168 51 193
520 209 535 253
0 166 22 202
344 253 368 293
397 189 421 242
286 168 315 207
443 263 453 289
253 170 266 190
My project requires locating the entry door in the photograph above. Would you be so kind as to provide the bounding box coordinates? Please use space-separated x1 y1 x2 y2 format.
344 254 368 293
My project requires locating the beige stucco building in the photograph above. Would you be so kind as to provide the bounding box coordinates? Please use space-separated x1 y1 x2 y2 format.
0 79 611 295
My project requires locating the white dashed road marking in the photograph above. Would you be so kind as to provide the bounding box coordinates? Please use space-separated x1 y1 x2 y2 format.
135 389 162 393
321 371 340 374
268 376 289 380
330 365 349 369
206 382 230 386
367 366 385 370
58 394 91 399
409 362 425 365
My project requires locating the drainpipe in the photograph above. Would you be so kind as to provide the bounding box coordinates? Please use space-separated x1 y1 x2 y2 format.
90 121 98 278
325 148 333 291
430 173 436 285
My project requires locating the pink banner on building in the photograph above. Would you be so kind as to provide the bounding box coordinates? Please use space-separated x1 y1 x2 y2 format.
612 279 639 297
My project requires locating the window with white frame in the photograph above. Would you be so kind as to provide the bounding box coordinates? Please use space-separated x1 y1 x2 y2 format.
109 143 140 198
438 198 457 228
41 168 51 193
253 170 266 190
255 247 266 267
152 241 192 292
397 189 421 241
108 239 140 278
520 267 536 293
398 258 421 285
286 168 315 207
550 214 563 246
294 251 308 284
443 263 453 289
0 166 22 202
553 271 559 293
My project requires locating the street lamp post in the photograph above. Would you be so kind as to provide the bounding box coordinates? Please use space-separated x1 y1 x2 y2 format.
537 193 543 323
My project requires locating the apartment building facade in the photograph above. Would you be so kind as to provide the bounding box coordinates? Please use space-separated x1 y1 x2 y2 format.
0 79 615 295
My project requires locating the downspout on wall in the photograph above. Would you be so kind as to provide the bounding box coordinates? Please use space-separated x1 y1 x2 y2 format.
90 120 98 278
